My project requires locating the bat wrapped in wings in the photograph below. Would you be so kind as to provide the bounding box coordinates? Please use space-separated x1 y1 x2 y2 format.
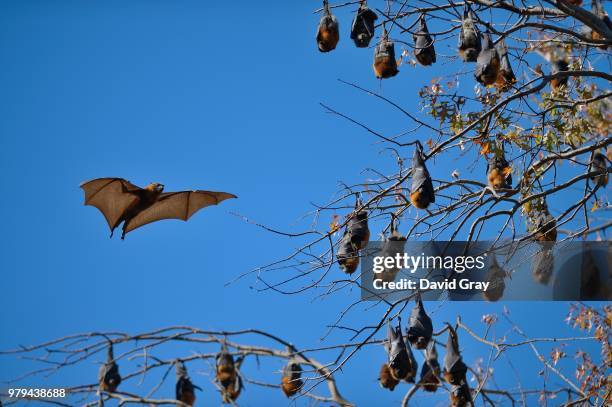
98 342 121 394
588 152 609 187
350 0 377 48
373 28 399 79
419 342 441 392
281 358 303 397
406 294 433 349
386 318 418 382
458 3 481 62
216 345 243 402
487 150 512 190
413 15 436 66
80 178 236 239
410 144 435 209
475 33 500 86
482 255 507 302
443 325 468 386
495 39 516 91
317 0 339 52
175 361 201 406
377 221 407 283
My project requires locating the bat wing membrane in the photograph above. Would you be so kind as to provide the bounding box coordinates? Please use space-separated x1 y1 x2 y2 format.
124 190 236 233
80 178 140 230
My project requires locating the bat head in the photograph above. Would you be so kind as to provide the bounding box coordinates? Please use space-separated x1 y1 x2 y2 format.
145 182 165 193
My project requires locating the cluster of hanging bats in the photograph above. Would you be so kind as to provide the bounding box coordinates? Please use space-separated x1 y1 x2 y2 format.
317 0 611 88
380 296 472 406
97 341 304 405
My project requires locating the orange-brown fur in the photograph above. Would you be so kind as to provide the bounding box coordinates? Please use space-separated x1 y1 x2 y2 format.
379 363 400 391
318 27 339 52
410 190 430 209
479 55 500 86
216 365 236 388
420 372 440 392
373 57 398 79
340 256 360 274
281 376 303 397
487 167 509 190
495 69 516 91
99 380 119 393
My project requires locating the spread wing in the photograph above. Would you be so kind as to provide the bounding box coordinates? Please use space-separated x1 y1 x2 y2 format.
80 178 141 230
124 190 237 234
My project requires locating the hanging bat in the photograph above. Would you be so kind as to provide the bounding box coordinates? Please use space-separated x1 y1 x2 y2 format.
386 318 418 382
379 363 400 391
373 29 399 79
419 342 441 392
281 358 303 397
533 210 557 242
175 361 200 406
347 199 370 249
413 15 436 66
216 346 237 389
410 144 435 209
98 343 121 393
443 326 468 386
406 294 433 349
482 255 506 302
591 0 612 42
80 178 236 239
532 246 554 285
450 383 472 407
475 34 500 86
317 0 339 52
589 152 609 187
337 230 360 274
350 0 377 48
487 151 512 190
550 59 569 90
377 224 407 283
495 39 516 91
458 3 481 62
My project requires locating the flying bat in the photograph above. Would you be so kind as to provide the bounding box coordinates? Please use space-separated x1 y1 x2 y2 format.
458 3 481 62
475 34 500 86
80 177 236 239
487 151 512 190
419 342 441 392
495 39 516 91
414 15 436 66
386 318 418 382
406 294 433 349
350 1 377 48
175 361 200 406
98 342 121 394
410 144 435 209
589 152 609 187
379 363 400 391
373 30 399 79
443 326 468 386
281 358 303 397
317 0 339 52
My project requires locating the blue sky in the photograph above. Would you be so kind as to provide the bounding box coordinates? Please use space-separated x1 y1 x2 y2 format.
0 1 604 406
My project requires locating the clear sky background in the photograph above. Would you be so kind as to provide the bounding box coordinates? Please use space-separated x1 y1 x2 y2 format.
0 1 604 406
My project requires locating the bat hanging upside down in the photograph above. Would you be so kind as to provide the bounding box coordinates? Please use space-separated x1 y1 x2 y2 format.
98 342 121 394
410 144 435 209
175 361 201 406
281 358 304 397
80 177 236 239
317 0 339 52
